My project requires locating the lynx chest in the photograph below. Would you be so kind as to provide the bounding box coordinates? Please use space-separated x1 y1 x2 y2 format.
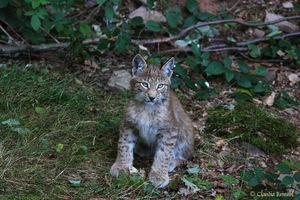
127 105 170 146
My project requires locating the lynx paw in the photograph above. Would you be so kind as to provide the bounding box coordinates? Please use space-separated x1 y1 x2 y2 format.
148 169 169 188
110 163 137 176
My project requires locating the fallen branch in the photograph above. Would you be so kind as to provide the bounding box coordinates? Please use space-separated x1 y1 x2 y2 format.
1 17 300 54
131 15 300 45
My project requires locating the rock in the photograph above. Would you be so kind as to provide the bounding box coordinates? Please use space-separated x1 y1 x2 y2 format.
282 1 294 9
265 70 277 83
254 28 265 38
265 12 300 33
240 142 267 157
288 73 300 85
264 91 276 106
128 6 166 23
107 70 132 91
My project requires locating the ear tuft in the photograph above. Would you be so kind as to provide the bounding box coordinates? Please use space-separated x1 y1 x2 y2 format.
132 54 147 76
162 57 174 79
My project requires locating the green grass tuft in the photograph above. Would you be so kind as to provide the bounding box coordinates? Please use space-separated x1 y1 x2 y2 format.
206 103 299 154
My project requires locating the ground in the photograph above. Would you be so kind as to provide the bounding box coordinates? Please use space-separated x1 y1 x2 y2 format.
0 0 300 199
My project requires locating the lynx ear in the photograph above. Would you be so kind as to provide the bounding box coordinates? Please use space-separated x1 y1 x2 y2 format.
132 54 147 76
162 57 174 79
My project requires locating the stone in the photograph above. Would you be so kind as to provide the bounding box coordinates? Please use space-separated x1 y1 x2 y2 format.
128 6 166 23
265 12 300 33
107 70 132 91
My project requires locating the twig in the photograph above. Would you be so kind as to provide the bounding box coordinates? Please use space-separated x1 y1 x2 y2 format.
11 0 60 44
0 19 29 45
131 16 300 45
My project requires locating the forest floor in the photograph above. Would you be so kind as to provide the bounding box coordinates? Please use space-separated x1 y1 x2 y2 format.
0 0 300 199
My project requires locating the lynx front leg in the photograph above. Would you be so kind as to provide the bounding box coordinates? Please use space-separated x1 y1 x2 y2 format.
110 128 137 176
148 130 177 188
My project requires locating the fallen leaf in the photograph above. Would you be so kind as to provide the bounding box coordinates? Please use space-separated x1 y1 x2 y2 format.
264 91 276 106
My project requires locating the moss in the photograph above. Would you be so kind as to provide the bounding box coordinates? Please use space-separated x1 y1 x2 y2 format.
206 103 299 155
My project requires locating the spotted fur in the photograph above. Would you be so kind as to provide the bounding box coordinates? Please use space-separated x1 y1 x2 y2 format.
110 54 194 188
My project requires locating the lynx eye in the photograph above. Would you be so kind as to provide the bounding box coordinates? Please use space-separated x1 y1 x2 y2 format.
140 82 149 88
157 83 165 89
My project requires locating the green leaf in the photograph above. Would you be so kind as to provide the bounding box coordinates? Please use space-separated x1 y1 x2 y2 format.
266 25 281 37
0 0 9 8
55 143 64 153
185 0 198 13
184 78 197 90
254 66 267 76
145 21 161 32
183 16 197 28
201 52 210 60
79 23 92 35
222 175 239 185
174 64 188 78
171 76 181 89
225 69 235 82
223 56 232 68
237 60 250 74
116 31 131 53
230 189 247 199
248 44 261 58
11 127 30 135
253 82 266 93
187 167 201 174
279 40 291 48
281 176 294 185
275 163 291 174
69 180 81 186
31 15 41 31
105 2 114 20
35 106 46 114
191 42 201 56
240 171 255 181
293 173 300 182
78 145 88 155
96 0 107 6
265 171 279 182
215 195 224 200
146 0 155 9
166 11 178 28
205 61 225 75
237 76 252 88
248 177 259 187
97 38 110 50
282 91 298 107
254 166 265 181
236 88 253 97
129 17 144 27
2 119 21 126
294 3 300 12
186 56 199 67
195 11 211 20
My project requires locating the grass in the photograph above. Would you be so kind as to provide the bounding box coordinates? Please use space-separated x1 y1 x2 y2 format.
0 64 299 199
0 65 131 199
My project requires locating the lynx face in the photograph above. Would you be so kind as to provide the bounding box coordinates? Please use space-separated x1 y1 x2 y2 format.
130 55 174 105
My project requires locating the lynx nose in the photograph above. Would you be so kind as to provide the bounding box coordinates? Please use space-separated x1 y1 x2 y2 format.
149 96 155 101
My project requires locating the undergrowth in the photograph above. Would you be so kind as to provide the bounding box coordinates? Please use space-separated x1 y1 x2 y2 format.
206 103 298 155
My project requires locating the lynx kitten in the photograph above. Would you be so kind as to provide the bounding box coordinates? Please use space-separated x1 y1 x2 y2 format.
110 54 194 188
